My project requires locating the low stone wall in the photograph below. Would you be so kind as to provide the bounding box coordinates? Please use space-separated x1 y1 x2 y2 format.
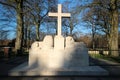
88 51 109 55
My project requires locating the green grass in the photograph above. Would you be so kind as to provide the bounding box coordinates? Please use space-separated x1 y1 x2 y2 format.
89 54 120 63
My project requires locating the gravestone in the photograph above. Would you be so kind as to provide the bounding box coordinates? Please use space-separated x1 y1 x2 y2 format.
54 35 64 50
9 4 108 76
65 36 74 48
43 35 53 49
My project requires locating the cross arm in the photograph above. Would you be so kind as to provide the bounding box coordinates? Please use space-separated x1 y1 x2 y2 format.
62 13 71 17
48 13 58 17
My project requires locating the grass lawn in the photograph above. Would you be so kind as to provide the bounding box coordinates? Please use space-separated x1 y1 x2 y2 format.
89 53 120 63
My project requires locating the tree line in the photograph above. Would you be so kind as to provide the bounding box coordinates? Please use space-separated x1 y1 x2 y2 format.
81 0 120 57
0 0 120 57
0 0 57 54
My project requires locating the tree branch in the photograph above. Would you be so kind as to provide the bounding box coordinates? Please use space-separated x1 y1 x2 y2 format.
0 1 16 9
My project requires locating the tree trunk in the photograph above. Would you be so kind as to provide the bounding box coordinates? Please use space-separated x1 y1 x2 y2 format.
15 0 24 54
108 0 119 57
27 25 31 49
92 22 95 49
70 25 73 36
35 24 40 41
24 24 27 47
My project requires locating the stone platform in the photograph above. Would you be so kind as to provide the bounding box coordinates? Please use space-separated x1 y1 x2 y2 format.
9 62 108 76
8 35 108 76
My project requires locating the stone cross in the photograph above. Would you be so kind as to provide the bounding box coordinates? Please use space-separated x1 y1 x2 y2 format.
48 4 71 36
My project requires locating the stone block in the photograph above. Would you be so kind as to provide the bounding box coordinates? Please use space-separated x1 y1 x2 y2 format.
43 35 53 49
88 51 99 55
65 47 89 67
65 36 74 48
38 49 51 69
29 41 41 66
48 50 65 68
54 35 64 50
30 41 43 51
103 51 109 55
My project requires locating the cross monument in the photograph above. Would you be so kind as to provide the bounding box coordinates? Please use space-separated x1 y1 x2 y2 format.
48 4 71 36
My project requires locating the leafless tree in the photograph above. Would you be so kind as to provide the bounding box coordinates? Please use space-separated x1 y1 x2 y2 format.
26 0 57 41
62 1 80 36
0 0 24 54
0 0 58 54
81 0 120 57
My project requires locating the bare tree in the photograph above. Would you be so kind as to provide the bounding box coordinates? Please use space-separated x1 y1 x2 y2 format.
0 0 24 54
62 1 79 36
0 0 58 54
26 0 57 41
81 0 120 57
0 3 16 40
82 7 102 49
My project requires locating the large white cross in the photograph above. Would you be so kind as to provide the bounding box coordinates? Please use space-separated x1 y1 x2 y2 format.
48 4 71 36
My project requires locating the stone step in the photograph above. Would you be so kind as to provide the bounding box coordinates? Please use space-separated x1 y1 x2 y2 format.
9 62 108 76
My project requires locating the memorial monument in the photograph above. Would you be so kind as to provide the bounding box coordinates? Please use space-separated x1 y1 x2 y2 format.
9 4 108 76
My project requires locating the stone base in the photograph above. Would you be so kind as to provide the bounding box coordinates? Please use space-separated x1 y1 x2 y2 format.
29 36 89 69
9 62 108 76
29 46 89 69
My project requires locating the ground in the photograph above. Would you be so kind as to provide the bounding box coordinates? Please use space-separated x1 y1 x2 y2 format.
0 55 120 80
